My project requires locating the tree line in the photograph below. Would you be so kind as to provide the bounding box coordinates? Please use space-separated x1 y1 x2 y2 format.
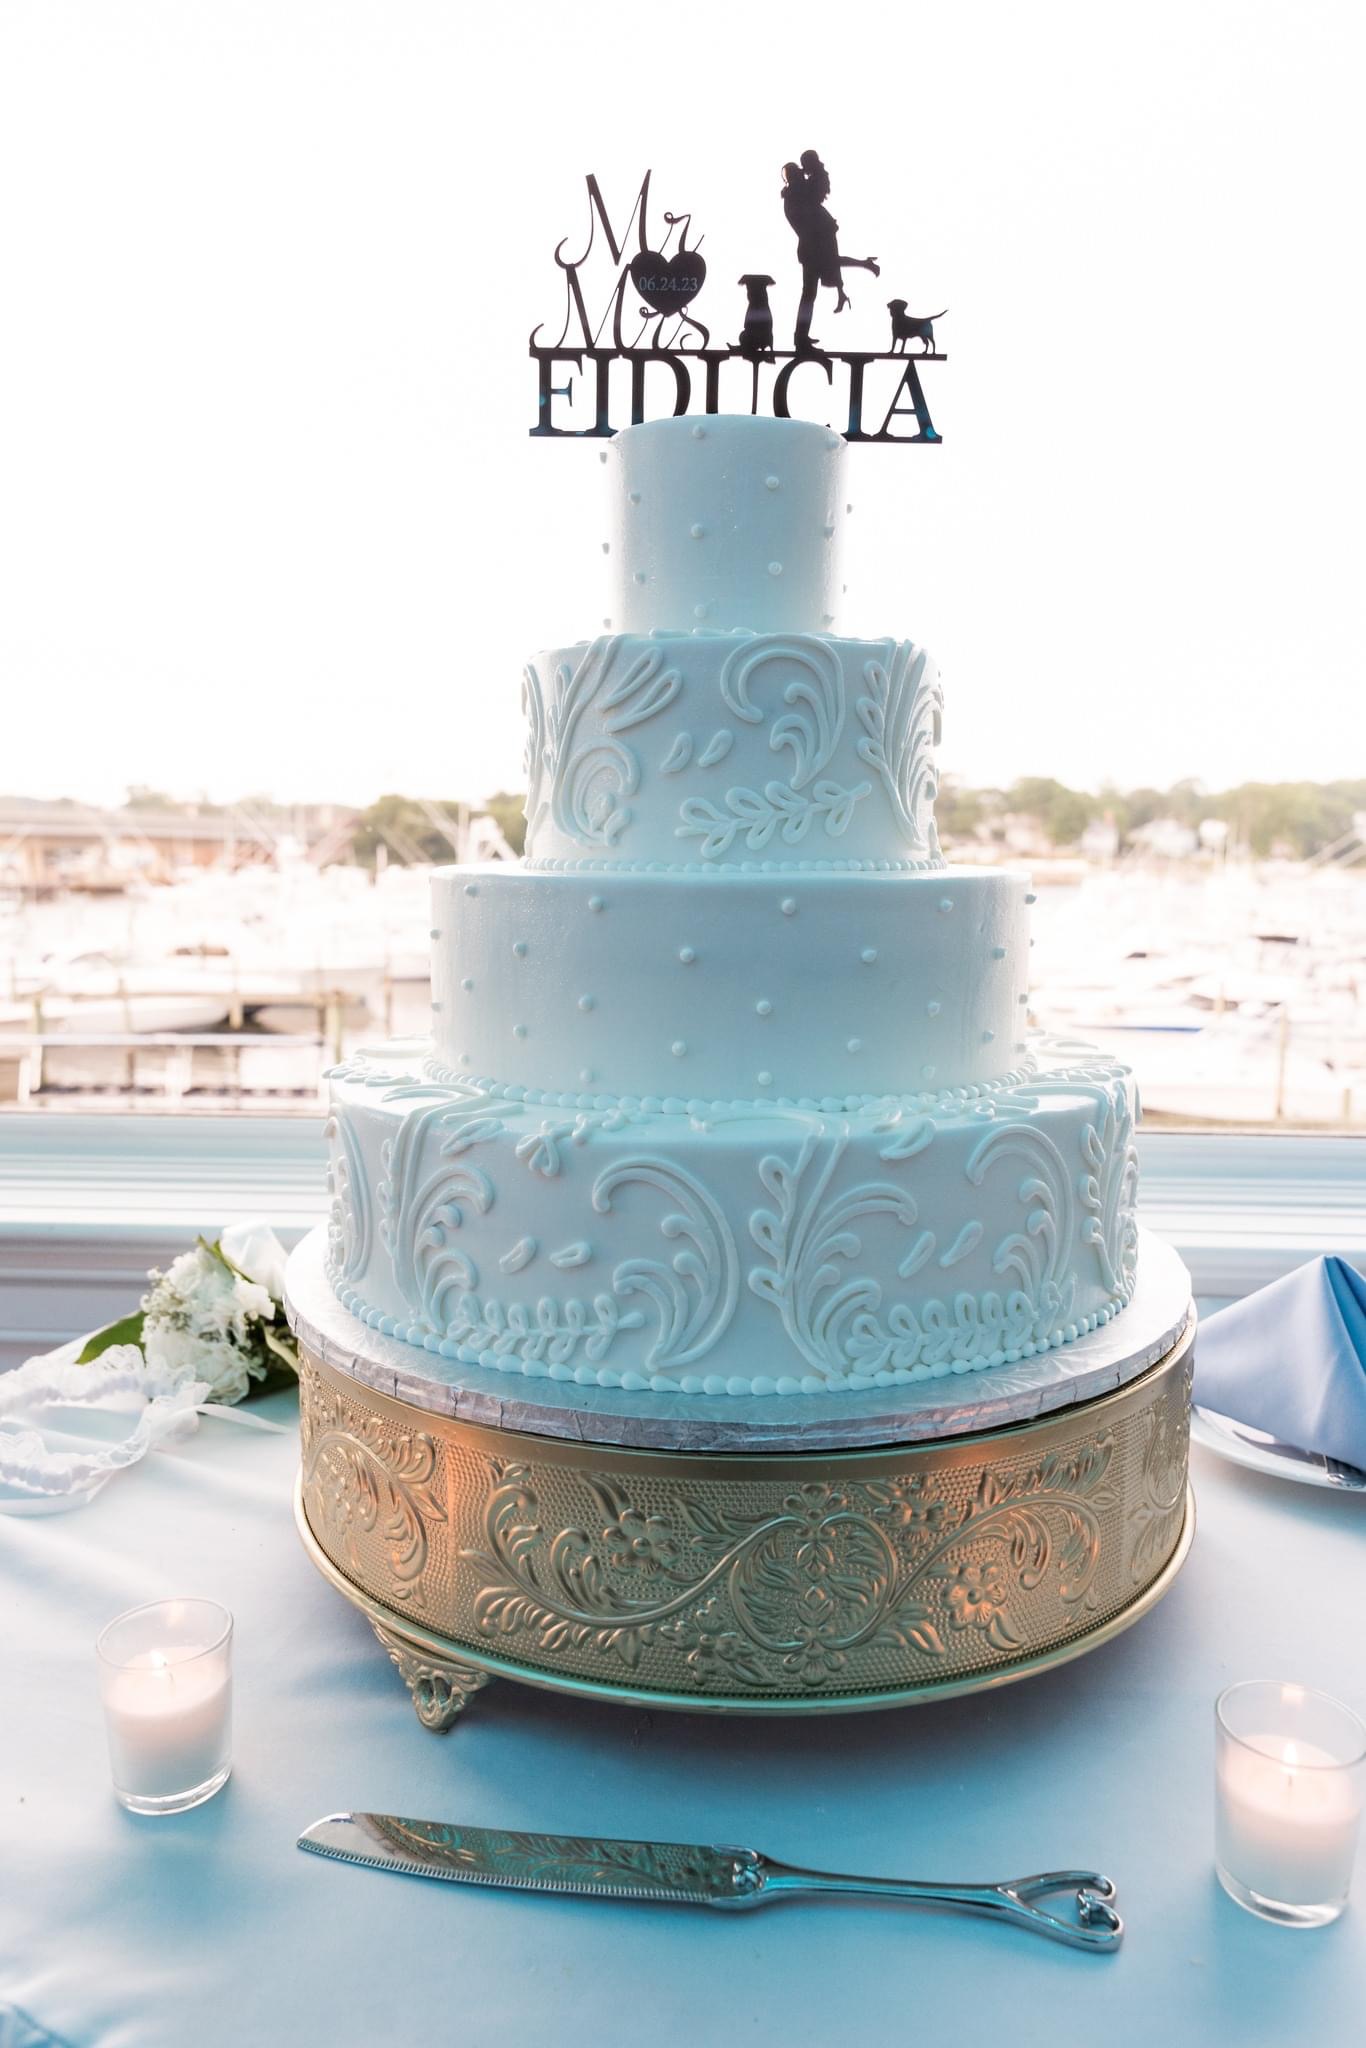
345 779 1365 866
936 776 1366 860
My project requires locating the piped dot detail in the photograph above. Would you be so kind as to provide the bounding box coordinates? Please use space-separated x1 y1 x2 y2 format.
768 561 783 577
678 945 696 964
513 1024 527 1039
690 523 705 539
512 940 527 957
671 1040 687 1057
938 897 954 914
756 998 773 1017
690 423 706 439
860 947 878 964
764 474 781 491
927 1000 941 1016
588 895 605 911
578 994 595 1011
780 897 797 916
847 1037 862 1054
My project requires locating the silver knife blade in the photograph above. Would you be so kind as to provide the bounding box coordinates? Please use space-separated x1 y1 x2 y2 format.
298 1812 756 1904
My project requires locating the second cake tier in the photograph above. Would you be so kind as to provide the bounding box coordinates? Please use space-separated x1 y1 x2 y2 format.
430 863 1031 1102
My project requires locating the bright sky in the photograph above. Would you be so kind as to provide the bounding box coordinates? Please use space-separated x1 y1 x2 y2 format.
1 0 1361 810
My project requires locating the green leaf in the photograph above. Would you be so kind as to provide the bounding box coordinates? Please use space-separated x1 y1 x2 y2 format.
197 1234 242 1277
76 1312 146 1364
260 1323 299 1370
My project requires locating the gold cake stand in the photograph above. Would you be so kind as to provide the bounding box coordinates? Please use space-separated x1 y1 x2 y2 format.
286 1228 1195 1726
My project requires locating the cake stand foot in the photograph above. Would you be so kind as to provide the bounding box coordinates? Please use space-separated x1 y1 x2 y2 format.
371 1620 494 1731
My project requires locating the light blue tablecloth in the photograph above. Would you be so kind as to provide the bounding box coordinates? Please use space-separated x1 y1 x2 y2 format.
3 1393 1364 2048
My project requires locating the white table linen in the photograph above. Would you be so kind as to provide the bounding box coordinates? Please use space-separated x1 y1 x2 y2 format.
3 1392 1364 2048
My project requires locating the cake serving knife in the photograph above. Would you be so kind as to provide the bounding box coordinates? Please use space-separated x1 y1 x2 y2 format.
298 1813 1123 1951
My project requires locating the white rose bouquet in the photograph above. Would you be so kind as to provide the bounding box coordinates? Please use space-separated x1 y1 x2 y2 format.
78 1221 299 1406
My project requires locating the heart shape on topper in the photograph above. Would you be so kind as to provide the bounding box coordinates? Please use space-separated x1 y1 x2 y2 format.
629 248 707 317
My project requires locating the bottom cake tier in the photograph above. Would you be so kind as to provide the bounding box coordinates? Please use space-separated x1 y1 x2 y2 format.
323 1039 1140 1397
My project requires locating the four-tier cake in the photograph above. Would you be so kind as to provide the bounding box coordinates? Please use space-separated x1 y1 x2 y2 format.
322 414 1140 1402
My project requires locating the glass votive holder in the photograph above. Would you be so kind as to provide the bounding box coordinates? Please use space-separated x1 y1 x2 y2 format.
1215 1680 1366 1927
96 1598 233 1815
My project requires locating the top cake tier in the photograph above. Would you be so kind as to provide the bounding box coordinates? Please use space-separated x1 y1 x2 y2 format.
605 415 844 635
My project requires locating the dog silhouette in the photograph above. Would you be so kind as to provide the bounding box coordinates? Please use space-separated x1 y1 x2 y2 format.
887 300 947 354
737 274 776 362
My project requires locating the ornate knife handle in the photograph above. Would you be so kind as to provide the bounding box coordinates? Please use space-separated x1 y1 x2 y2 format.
712 1851 1123 1951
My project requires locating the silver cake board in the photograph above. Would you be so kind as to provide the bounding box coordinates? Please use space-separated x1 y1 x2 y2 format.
285 1227 1191 1455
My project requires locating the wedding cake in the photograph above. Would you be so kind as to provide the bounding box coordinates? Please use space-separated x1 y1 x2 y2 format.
323 414 1139 1402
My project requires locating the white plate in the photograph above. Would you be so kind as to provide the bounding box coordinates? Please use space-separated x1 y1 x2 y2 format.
1190 1406 1366 1493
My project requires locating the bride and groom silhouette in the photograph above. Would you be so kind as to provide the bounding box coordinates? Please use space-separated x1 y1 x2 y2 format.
782 151 879 350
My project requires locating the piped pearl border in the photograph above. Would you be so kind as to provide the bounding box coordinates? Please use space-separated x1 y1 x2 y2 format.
327 1268 1134 1398
524 853 948 876
416 1051 1056 1120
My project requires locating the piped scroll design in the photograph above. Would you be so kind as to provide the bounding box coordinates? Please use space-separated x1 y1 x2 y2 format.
593 1155 740 1370
966 1117 1079 1342
855 641 943 855
459 1433 1119 1687
1078 1081 1140 1300
671 636 868 857
718 636 845 789
301 1380 446 1603
325 1110 372 1284
747 1116 1092 1381
524 637 681 849
748 1131 918 1379
380 1102 495 1335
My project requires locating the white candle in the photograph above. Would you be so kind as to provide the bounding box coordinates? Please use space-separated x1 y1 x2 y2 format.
1217 1734 1362 1908
96 1599 233 1813
102 1647 231 1800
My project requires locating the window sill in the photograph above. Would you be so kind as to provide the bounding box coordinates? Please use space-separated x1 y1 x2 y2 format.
2 1111 1363 1366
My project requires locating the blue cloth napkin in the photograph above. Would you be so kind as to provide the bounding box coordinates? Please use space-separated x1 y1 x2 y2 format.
1193 1255 1366 1470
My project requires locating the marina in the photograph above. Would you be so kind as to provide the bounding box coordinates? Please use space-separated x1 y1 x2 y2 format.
2 845 1363 1128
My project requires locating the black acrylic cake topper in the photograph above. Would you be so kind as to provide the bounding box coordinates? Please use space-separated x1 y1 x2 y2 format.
530 160 944 443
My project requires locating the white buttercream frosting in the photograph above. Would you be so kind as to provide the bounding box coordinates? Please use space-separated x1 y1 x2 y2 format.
520 629 943 870
607 416 844 634
323 1043 1139 1397
318 413 1142 1403
429 864 1028 1102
